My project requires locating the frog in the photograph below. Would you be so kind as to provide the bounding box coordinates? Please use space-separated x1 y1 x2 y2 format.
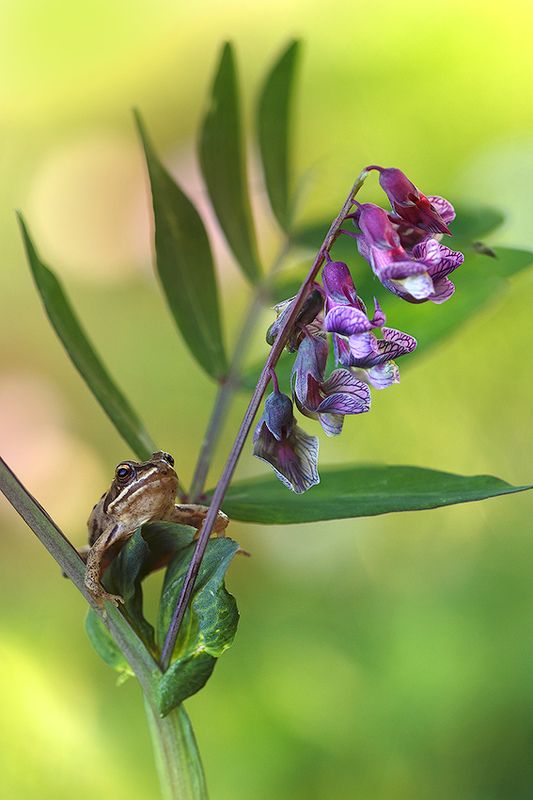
84 450 228 607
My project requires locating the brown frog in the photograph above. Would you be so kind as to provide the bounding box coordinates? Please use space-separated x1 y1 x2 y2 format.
84 450 228 606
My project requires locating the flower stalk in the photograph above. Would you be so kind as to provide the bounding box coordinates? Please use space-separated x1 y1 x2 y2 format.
160 169 369 670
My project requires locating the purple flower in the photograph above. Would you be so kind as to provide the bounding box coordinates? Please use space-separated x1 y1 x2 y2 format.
333 326 417 389
292 334 371 436
356 203 463 304
367 165 453 236
253 390 319 493
321 258 417 388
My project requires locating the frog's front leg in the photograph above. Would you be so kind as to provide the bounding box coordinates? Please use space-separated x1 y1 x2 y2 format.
84 523 127 608
167 504 229 537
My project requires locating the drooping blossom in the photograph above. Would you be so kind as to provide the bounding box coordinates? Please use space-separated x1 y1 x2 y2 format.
322 257 417 388
253 388 320 493
356 203 464 304
366 165 453 236
266 288 324 352
291 333 371 436
393 194 457 252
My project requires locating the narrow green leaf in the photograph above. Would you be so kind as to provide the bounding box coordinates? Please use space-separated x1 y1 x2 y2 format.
157 537 239 715
257 40 301 231
215 465 532 524
135 111 228 379
18 215 157 460
199 42 261 283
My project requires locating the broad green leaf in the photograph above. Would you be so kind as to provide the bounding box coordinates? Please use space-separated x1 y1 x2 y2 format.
215 465 532 524
102 523 195 656
157 537 239 715
103 529 156 652
18 215 157 460
240 243 533 391
257 40 301 231
135 111 228 379
199 42 261 283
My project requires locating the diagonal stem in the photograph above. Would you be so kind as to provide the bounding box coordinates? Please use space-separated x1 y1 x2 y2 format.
160 170 369 670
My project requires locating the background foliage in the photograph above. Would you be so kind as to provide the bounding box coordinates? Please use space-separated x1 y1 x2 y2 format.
1 1 533 798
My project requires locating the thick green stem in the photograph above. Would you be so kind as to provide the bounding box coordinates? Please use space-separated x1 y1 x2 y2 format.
145 698 208 800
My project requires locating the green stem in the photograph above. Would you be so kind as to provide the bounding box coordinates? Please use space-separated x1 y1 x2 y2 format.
189 237 291 501
145 699 208 800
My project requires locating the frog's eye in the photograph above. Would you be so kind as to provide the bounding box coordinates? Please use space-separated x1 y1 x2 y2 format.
162 452 175 467
116 464 133 481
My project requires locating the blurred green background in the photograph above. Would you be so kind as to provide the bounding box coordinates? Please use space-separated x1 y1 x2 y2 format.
2 1 533 798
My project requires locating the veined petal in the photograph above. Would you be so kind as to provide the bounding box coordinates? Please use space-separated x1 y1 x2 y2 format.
426 195 456 224
321 368 372 403
332 334 353 367
317 412 344 437
349 331 379 359
354 362 400 389
429 276 456 304
317 391 370 416
252 420 320 494
413 238 464 279
324 305 374 336
382 327 417 354
292 335 328 404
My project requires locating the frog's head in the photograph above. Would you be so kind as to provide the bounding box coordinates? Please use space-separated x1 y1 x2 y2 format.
103 450 178 522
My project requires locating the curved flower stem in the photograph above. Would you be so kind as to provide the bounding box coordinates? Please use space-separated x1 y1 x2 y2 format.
188 237 292 502
144 699 208 800
161 169 369 670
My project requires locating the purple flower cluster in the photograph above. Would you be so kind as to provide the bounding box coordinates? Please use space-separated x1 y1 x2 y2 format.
254 167 464 492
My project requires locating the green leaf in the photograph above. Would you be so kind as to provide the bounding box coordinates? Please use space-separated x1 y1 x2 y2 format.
257 40 301 231
135 111 228 379
85 610 133 678
215 465 532 524
448 204 504 243
199 42 261 284
103 529 156 652
18 215 157 461
102 523 195 655
157 537 239 715
379 245 533 362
